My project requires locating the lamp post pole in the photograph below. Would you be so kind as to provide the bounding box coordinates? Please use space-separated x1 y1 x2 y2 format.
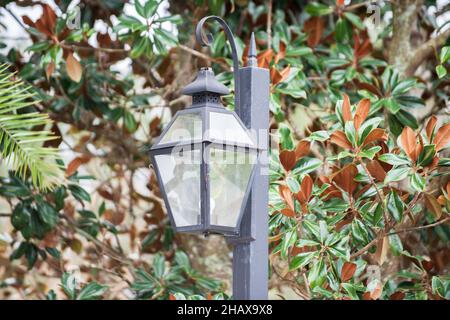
231 33 270 300
195 16 270 300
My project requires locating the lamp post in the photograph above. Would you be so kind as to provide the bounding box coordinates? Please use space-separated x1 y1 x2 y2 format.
149 16 269 300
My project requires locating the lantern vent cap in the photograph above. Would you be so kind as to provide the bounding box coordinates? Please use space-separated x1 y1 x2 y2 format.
182 67 229 96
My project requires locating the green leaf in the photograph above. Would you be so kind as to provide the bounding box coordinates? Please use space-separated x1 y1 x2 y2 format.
155 15 182 24
68 184 91 202
279 124 294 150
343 12 365 30
123 110 137 132
308 258 327 288
12 203 31 230
289 251 318 270
378 153 411 166
342 283 359 300
344 121 357 147
130 36 149 59
25 243 37 269
436 64 446 79
292 157 322 175
36 197 58 228
391 78 417 95
307 130 330 142
410 172 425 192
77 282 108 300
385 97 401 114
153 28 178 47
286 47 313 56
417 144 435 167
174 251 191 270
389 233 403 256
281 228 297 259
358 117 383 144
305 2 333 16
286 176 300 193
359 146 382 159
144 0 158 18
394 110 419 129
351 219 369 244
440 46 450 63
26 41 52 53
61 272 77 299
387 191 404 222
384 167 410 184
135 0 145 17
152 253 165 278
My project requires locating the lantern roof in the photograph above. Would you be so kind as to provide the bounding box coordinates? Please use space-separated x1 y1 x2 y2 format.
182 67 229 96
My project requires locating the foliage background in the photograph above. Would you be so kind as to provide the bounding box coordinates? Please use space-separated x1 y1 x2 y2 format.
0 0 449 300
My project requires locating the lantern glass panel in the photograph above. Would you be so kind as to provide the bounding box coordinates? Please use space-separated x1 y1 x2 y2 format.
209 146 256 227
154 148 201 227
159 112 202 145
209 112 254 146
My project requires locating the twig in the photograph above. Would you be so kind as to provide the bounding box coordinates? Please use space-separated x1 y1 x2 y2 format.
178 44 231 71
389 217 450 235
267 0 273 49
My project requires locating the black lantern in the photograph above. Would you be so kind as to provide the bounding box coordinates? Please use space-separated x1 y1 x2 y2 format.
149 67 258 236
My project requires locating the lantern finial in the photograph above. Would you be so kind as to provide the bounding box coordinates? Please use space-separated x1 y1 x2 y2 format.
182 67 229 96
247 32 257 67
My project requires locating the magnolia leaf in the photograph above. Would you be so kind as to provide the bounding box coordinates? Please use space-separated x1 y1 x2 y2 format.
66 53 82 82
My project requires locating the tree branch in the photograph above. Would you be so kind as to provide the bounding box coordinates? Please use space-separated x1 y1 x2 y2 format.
404 28 450 77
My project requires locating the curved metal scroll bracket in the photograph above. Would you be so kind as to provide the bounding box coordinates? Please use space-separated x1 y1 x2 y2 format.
195 16 240 111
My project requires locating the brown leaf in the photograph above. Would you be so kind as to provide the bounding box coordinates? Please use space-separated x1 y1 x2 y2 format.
434 122 450 151
103 209 125 226
275 41 286 63
304 17 324 48
353 79 382 97
66 52 82 82
66 155 91 177
366 160 386 182
368 281 383 300
301 175 313 201
257 49 274 69
330 130 353 149
341 262 357 282
354 98 370 131
22 16 35 28
45 62 55 79
425 115 437 142
279 150 297 171
362 128 388 147
279 185 295 211
295 140 311 159
280 208 296 218
424 193 442 219
373 236 389 266
342 94 352 123
271 65 291 85
401 126 417 160
389 292 405 300
333 164 358 196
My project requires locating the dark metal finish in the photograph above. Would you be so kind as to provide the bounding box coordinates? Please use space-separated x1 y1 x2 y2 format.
182 67 229 96
149 68 258 237
230 34 270 300
151 17 270 300
195 16 240 110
